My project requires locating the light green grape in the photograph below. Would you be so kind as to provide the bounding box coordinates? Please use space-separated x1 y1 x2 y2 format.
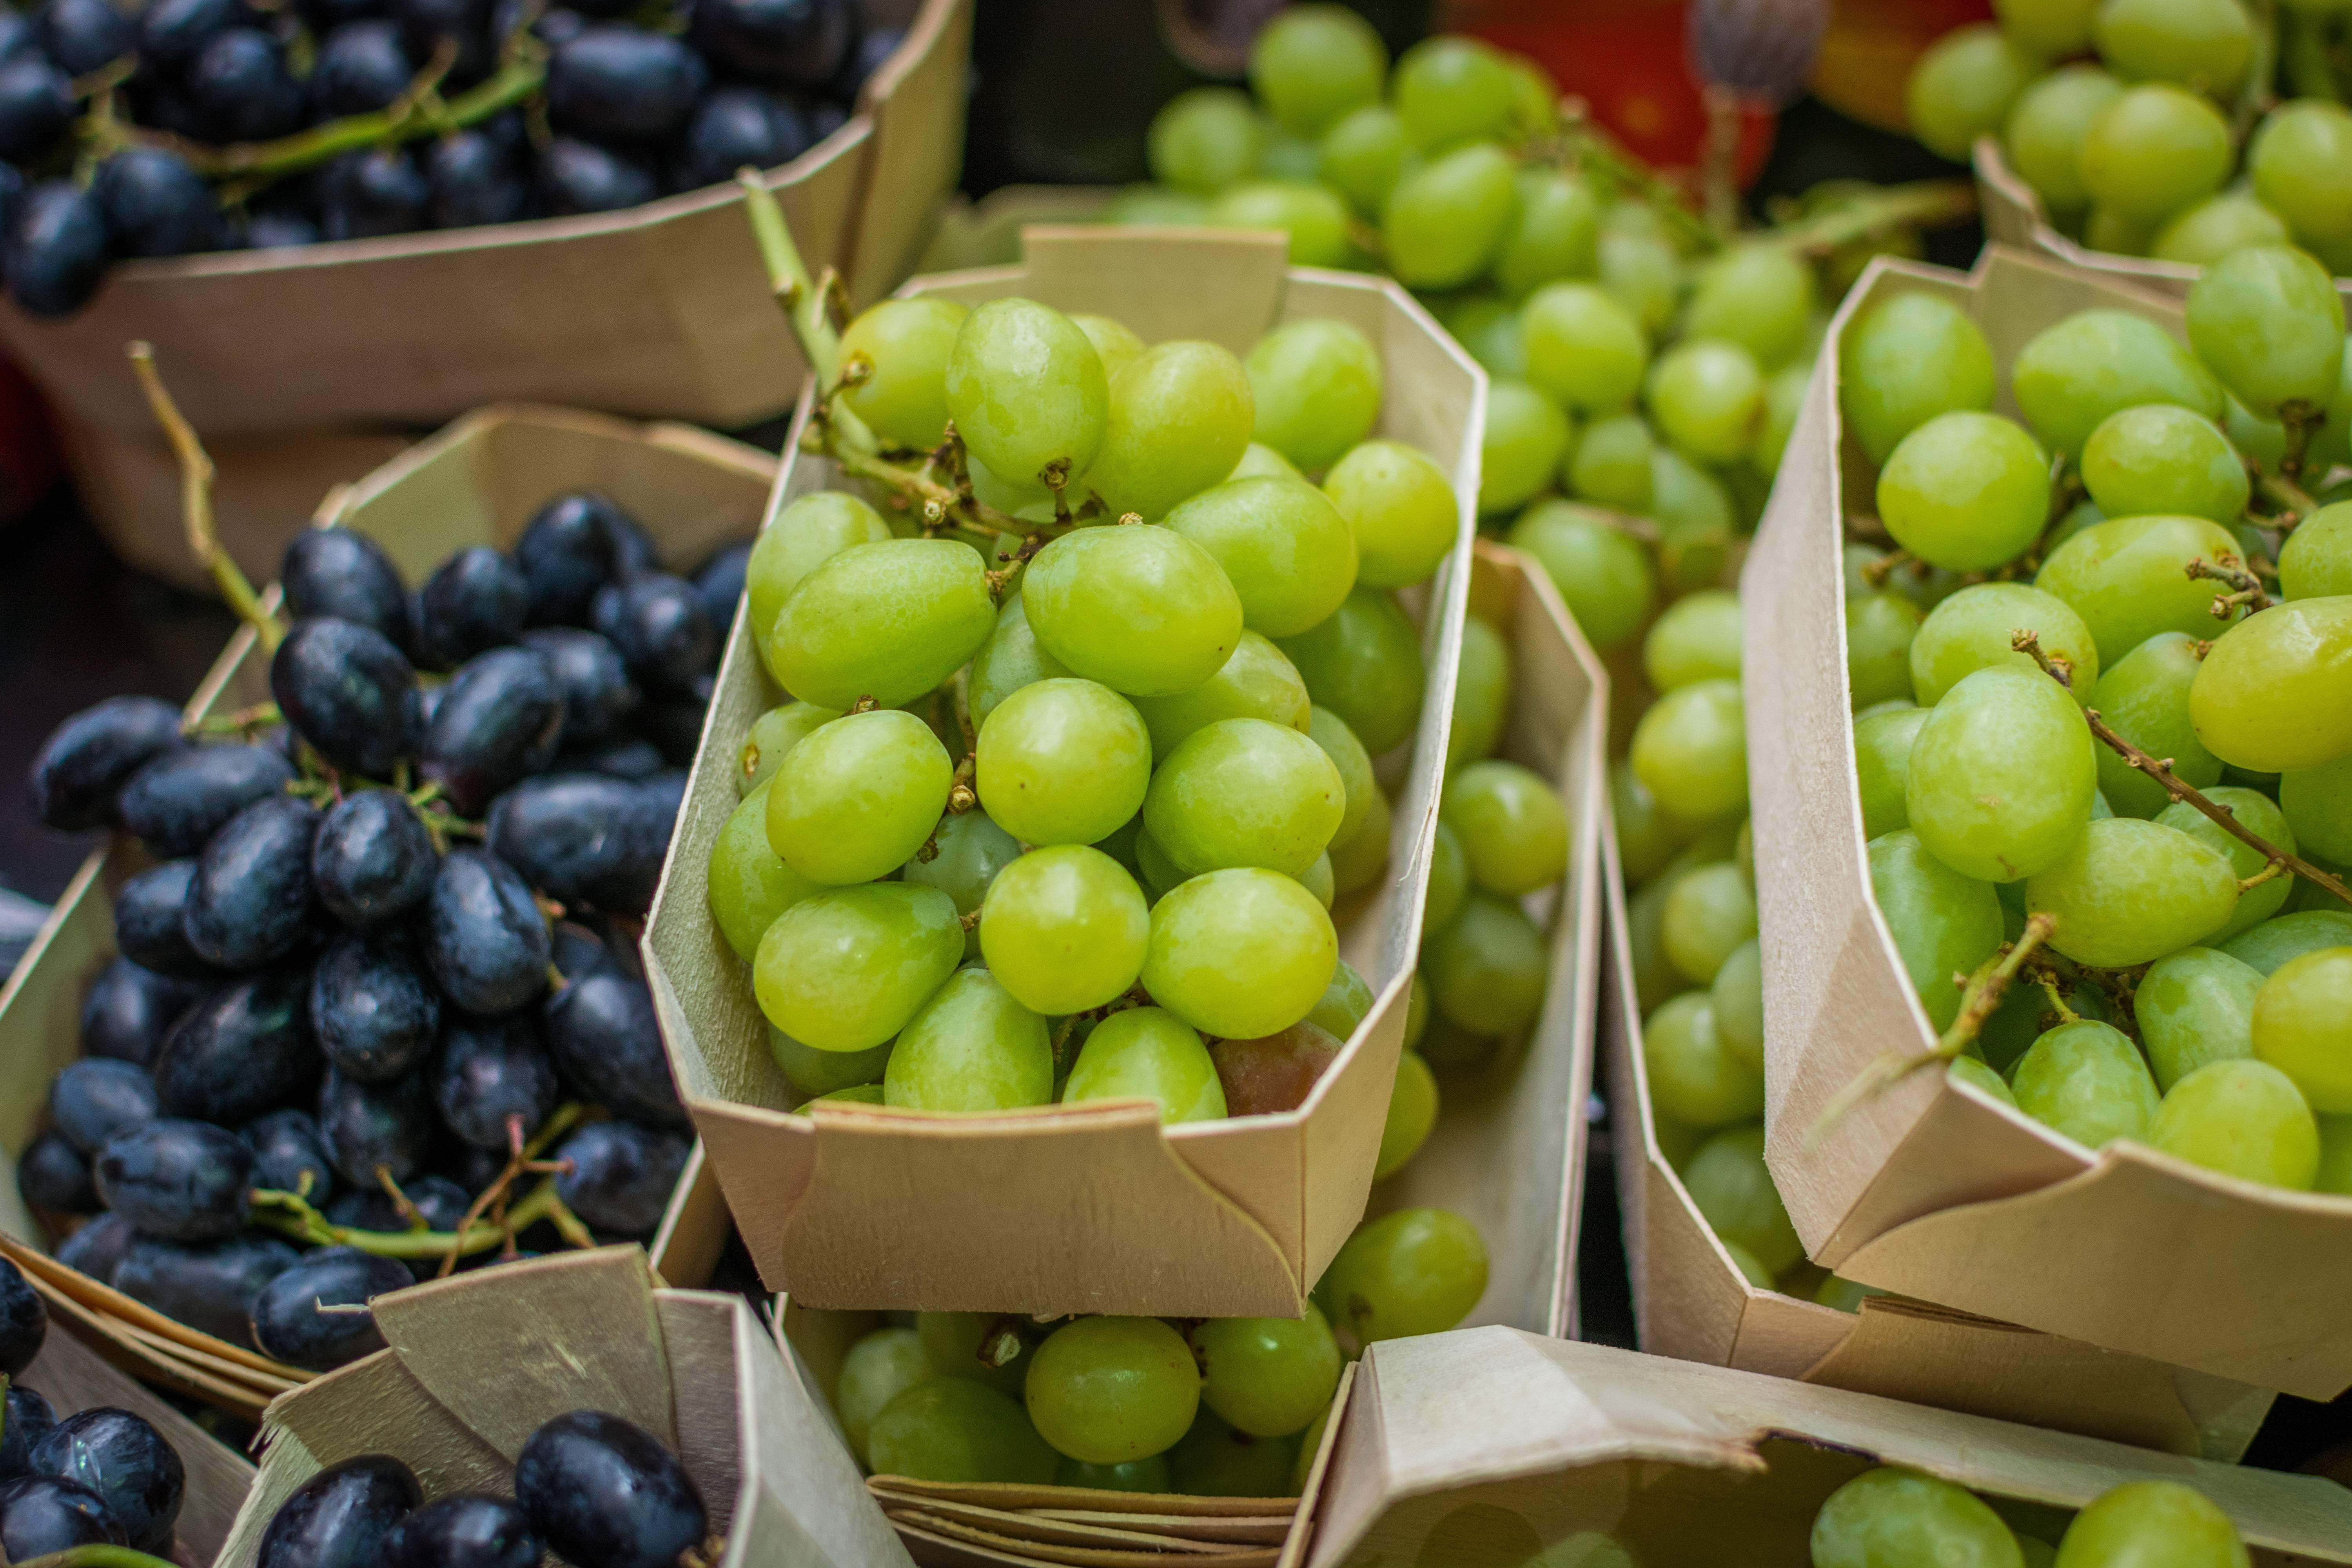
1082 341 1255 522
1711 938 1765 1071
1663 862 1757 987
1441 294 1525 380
970 592 1073 728
2011 309 2223 459
2222 910 2352 973
1813 1467 2026 1568
1310 958 1375 1040
921 1312 1033 1395
1568 414 1655 509
766 708 952 886
1442 760 1567 897
1250 4 1386 136
1164 477 1359 637
2036 514 2246 667
980 845 1151 1016
1855 706 1929 840
1392 34 1515 152
2003 66 2123 216
2250 99 2352 249
2054 1481 2252 1568
738 701 840 798
2087 632 2220 818
1321 439 1457 590
1206 180 1352 268
1023 524 1243 697
2189 596 2352 772
1025 1317 1199 1465
2025 817 2238 967
840 297 969 452
1631 679 1747 823
2155 787 2297 940
1306 705 1377 846
747 494 894 673
1131 632 1312 760
2079 85 2233 227
1683 243 1815 369
1612 759 1688 884
1254 125 1325 183
1682 1123 1802 1275
1187 1307 1340 1438
2138 946 2263 1090
974 678 1151 848
2320 1112 2352 1195
1522 283 1648 415
2013 1019 2161 1149
1479 379 1573 515
1057 1455 1169 1492
2079 406 2249 526
2252 946 2352 1111
1642 991 1764 1128
2152 193 2292 266
1907 666 2095 883
1506 500 1657 651
1314 1207 1488 1347
710 783 820 961
1073 314 1147 383
1232 442 1303 485
1376 1050 1439 1177
1105 185 1210 226
882 966 1052 1112
1446 614 1511 773
1383 142 1519 290
1143 867 1337 1038
1145 717 1347 880
1598 229 1681 337
2283 757 2352 868
2094 0 2252 95
1246 317 1382 472
1950 1054 2019 1107
1423 893 1546 1036
1868 829 2004 1031
1318 104 1413 218
1276 587 1425 753
1846 592 1921 711
1877 412 2050 575
835 1327 933 1466
2186 245 2348 418
1494 168 1601 299
769 537 995 709
1147 87 1263 195
1907 582 2099 710
1646 339 1765 463
1061 1006 1226 1123
771 1028 891 1100
1757 360 1810 478
1907 24 2038 160
1327 785 1392 897
1166 1409 1298 1498
2149 1058 2320 1188
866 1377 1058 1484
1301 852 1335 909
946 297 1108 491
2281 504 2352 602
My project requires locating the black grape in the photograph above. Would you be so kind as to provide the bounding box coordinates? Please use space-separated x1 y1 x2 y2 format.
270 617 423 779
94 1119 254 1242
0 1385 56 1481
515 493 623 624
152 969 319 1127
18 1132 98 1214
546 27 708 141
183 795 322 970
419 647 565 815
38 0 136 73
281 530 410 648
537 137 658 216
93 148 221 258
671 88 810 192
424 127 530 229
28 1406 184 1553
138 0 247 70
390 0 495 82
55 1212 132 1284
311 19 414 117
316 1067 434 1186
240 1109 336 1204
487 773 664 915
514 1410 705 1568
688 0 851 88
7 180 108 317
310 929 441 1083
114 1232 298 1343
313 789 439 929
520 628 637 746
383 1492 544 1568
432 1014 557 1149
258 1453 421 1568
691 539 753 633
320 145 431 240
113 860 219 980
27 695 183 832
80 957 207 1065
553 1121 688 1235
0 1255 45 1376
0 58 71 163
412 546 528 670
0 1474 126 1556
48 1058 158 1154
593 573 715 692
117 742 295 858
249 1247 411 1370
423 848 551 1014
188 28 306 142
567 737 666 780
545 969 684 1129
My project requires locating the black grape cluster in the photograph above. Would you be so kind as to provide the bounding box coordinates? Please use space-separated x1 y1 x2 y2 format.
19 493 748 1372
0 0 893 316
0 1256 194 1561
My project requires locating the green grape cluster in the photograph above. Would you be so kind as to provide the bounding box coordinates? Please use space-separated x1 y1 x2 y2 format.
1835 274 2352 1197
1812 1467 2252 1568
1911 0 2352 275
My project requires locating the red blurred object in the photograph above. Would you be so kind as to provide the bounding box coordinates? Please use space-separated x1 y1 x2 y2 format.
1445 0 1777 182
0 351 61 524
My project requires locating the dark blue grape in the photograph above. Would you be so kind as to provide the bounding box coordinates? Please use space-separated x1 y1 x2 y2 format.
552 1121 686 1235
487 773 664 915
0 1256 44 1377
312 20 414 116
606 508 659 583
412 546 529 670
152 968 319 1127
515 494 623 624
0 1474 125 1557
639 769 686 829
391 0 494 82
49 1058 158 1154
313 789 438 929
113 861 218 980
317 1068 433 1186
184 795 322 969
247 211 321 249
29 1406 183 1553
423 127 530 229
259 1454 420 1568
0 9 38 61
241 1109 335 1203
189 28 306 142
327 1172 466 1260
538 136 658 215
93 149 222 259
320 145 431 240
547 26 707 142
139 0 250 70
248 1246 411 1370
832 22 898 97
271 617 422 780
520 628 637 747
424 848 551 1014
0 1386 56 1481
281 529 410 647
385 1492 543 1568
545 969 680 1129
670 87 810 192
515 1409 704 1568
27 695 183 832
114 1231 298 1343
689 0 849 87
118 742 295 859
81 958 207 1067
18 1132 97 1214
565 737 665 780
309 928 441 1084
691 540 751 634
592 574 714 693
5 179 108 318
432 1014 557 1149
38 0 134 71
55 1212 132 1283
94 1119 254 1242
420 648 565 815
550 920 614 982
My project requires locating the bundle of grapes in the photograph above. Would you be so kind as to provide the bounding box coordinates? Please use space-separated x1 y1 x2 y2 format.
1749 242 2352 1401
644 223 1480 1319
2 404 771 1415
1293 1327 2352 1568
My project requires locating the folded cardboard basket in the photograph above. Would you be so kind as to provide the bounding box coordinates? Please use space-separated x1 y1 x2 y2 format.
0 404 775 1416
642 227 1484 1320
1746 243 2352 1401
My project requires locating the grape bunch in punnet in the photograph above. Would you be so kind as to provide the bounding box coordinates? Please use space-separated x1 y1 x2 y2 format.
1808 1465 2252 1568
1834 242 2352 1197
828 1205 1487 1494
712 284 1465 1124
21 475 743 1369
1910 0 2352 272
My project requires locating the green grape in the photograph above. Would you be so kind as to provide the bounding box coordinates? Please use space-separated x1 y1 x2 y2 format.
1327 785 1392 897
1717 1239 1773 1288
1646 339 1765 464
1631 679 1747 823
835 1327 933 1466
980 845 1151 1015
2281 504 2352 601
883 966 1052 1112
2026 817 2239 966
976 678 1152 847
1855 706 1930 840
2251 946 2352 1111
1597 229 1681 337
1506 501 1657 651
770 536 995 710
1061 1006 1226 1123
2053 1481 2251 1568
1522 283 1648 415
1232 440 1304 483
1188 1306 1339 1439
1907 666 2096 883
840 297 969 452
2186 245 2348 418
1479 379 1572 515
2079 406 2249 526
921 1312 1034 1395
1106 185 1210 226
1403 971 1430 1049
2138 946 2263 1090
1757 360 1811 479
2087 632 2219 817
771 1028 891 1100
1165 1408 1299 1498
1662 862 1757 987
1636 588 1738 692
1310 958 1375 1040
1907 23 2038 160
1392 34 1515 151
1494 168 1601 299
2094 0 2252 95
1612 759 1687 884
2149 1058 2320 1187
1710 938 1764 1071
1908 583 2099 710
1315 1206 1488 1345
2083 204 2157 257
1950 1054 2019 1107
1869 829 2004 1031
738 700 840 797
2003 66 2123 216
2320 1112 2352 1195
1249 4 1386 136
2189 596 2352 772
746 491 893 666
2079 85 2233 227
1503 51 1561 138
2013 1019 2161 1149
1443 294 1526 379
1082 340 1256 521
1143 867 1337 1038
1877 412 2050 574
1442 760 1567 896
1132 632 1312 760
1205 180 1352 268
1023 524 1244 697
969 592 1074 729
1071 314 1147 383
1317 103 1413 218
2151 193 2292 266
1246 317 1383 472
1300 852 1335 910
1057 1456 1170 1493
2283 758 2352 867
1163 476 1359 637
1813 1467 2027 1568
1135 825 1186 900
1642 991 1764 1127
766 708 952 885
1322 439 1457 591
1147 87 1264 194
1682 1123 1802 1274
1254 127 1323 183
1025 1317 1200 1465
866 1377 1058 1484
2250 99 2352 249
1424 892 1547 1035
709 783 820 961
1847 592 1922 711
1144 717 1347 880
2012 309 2224 459
2155 787 2297 940
1446 615 1511 773
946 297 1108 491
2222 909 2352 973
1383 142 1519 290
1376 1050 1439 1177
1306 705 1377 846
1277 587 1425 753
1686 245 1817 369
1568 414 1655 509
2036 514 2245 667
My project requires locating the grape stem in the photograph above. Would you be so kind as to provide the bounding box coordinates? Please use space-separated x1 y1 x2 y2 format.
2278 402 2325 483
435 1105 589 1279
737 167 842 385
1754 179 1979 257
2251 464 2320 527
2239 858 2290 895
2024 960 2081 1025
1858 549 1912 590
129 343 285 652
250 1177 566 1258
2185 553 2271 617
184 701 282 737
1699 85 1741 238
2011 629 2352 907
1545 106 1717 252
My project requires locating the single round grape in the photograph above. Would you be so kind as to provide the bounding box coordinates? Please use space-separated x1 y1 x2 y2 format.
1144 716 1347 881
769 537 995 709
1711 937 1765 1072
969 592 1074 729
1383 141 1518 290
738 701 840 798
1682 1123 1802 1275
2003 66 2123 216
2080 406 2249 526
1246 317 1382 472
2154 787 2296 941
1813 1466 2027 1568
1299 705 1377 851
2186 245 2348 418
2281 760 2352 877
1207 178 1352 268
1568 414 1655 510
1083 340 1256 522
1425 817 1470 936
1392 34 1515 151
1847 592 1923 711
919 1312 1033 1394
2087 632 2219 818
2011 309 2224 459
1250 4 1385 135
840 297 969 452
867 1377 1058 1484
1683 243 1815 370
1613 760 1695 885
1869 829 2004 1031
1598 228 1681 337
1163 476 1359 638
2223 910 2352 974
1478 379 1573 516
1854 706 1929 840
1877 412 2051 574
2281 504 2352 602
1143 867 1336 1038
1317 103 1412 218
708 783 820 961
2149 1058 2320 1189
1640 590 1739 693
2189 596 2352 772
1025 1317 1199 1465
1646 339 1765 464
1756 359 1810 478
766 707 951 886
1127 632 1312 764
1494 168 1601 300
1308 958 1376 1042
1057 1455 1170 1492
836 1327 935 1466
946 297 1108 492
1023 524 1244 697
1662 862 1757 987
1254 125 1324 183
1187 1306 1339 1439
2089 203 2158 256
1446 614 1511 773
980 844 1151 1016
2037 513 2246 668
1327 784 1392 896
1631 679 1747 823
1276 587 1425 753
1147 87 1262 195
1522 283 1648 415
1907 583 2100 710
2080 83 2234 227
2320 1112 2352 1195
1442 760 1568 897
2095 0 2252 95
771 1028 890 1100
1911 27 2040 164
1424 892 1547 1036
1907 666 2096 883
2140 945 2264 1092
1061 1006 1225 1123
2013 1019 2162 1149
884 966 1052 1112
904 808 1023 958
2250 99 2352 249
1074 314 1147 382
975 677 1152 848
754 883 963 1051
1376 1049 1439 1178
1314 1206 1488 1346
2025 817 2239 967
1444 295 1528 384
1322 439 1457 590
746 491 892 659
2152 192 2292 266
1507 501 1657 652
2054 1480 2250 1568
1106 185 1211 225
1642 991 1764 1128
2251 946 2352 1111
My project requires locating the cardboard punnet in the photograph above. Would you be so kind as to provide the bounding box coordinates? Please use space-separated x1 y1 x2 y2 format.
642 225 1483 1320
0 404 774 1416
1285 1328 2352 1568
1744 243 2352 1402
1 0 966 593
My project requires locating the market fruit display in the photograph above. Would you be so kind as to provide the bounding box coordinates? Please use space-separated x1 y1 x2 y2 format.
0 0 897 317
18 493 746 1364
